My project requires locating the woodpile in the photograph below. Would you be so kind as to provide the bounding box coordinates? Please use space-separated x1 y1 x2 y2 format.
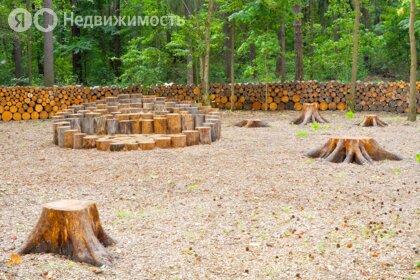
306 137 402 165
0 85 140 121
149 81 420 113
359 115 388 127
52 93 222 152
19 200 115 267
2 81 419 122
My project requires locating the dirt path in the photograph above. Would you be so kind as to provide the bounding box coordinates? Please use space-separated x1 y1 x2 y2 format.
0 111 419 279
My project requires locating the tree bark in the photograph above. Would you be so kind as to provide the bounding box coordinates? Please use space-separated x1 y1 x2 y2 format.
13 34 23 81
43 0 54 87
71 0 83 84
26 0 32 84
112 0 122 80
276 24 286 81
309 0 315 80
230 18 235 110
293 0 304 81
203 0 213 105
185 3 194 84
223 19 232 80
250 43 257 79
408 0 417 121
348 0 360 113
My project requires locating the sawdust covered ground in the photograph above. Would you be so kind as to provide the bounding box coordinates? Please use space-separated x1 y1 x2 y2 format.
0 111 419 279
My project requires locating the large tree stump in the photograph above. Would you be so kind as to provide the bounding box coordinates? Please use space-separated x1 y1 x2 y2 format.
234 119 269 128
171 134 187 148
154 137 171 148
183 130 200 146
142 120 154 134
73 133 86 149
167 113 182 134
19 200 115 267
293 103 328 126
359 115 388 127
306 137 402 165
196 127 211 144
154 116 167 134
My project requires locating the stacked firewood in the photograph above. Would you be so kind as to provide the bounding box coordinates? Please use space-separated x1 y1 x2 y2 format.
52 94 221 152
0 85 141 121
149 81 420 113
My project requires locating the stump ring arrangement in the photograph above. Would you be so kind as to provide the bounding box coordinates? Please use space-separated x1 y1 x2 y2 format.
53 94 222 152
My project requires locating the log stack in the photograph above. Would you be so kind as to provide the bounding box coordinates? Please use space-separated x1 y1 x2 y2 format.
52 93 222 152
2 81 419 122
148 81 420 113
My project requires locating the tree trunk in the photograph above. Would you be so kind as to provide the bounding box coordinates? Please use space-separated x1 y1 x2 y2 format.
276 24 286 81
223 19 232 80
309 0 315 80
250 43 257 79
348 0 360 113
293 0 304 81
185 4 194 84
203 0 213 105
332 14 339 53
408 0 417 122
13 35 23 81
230 19 235 110
112 0 122 80
71 0 83 84
43 0 54 87
26 0 32 84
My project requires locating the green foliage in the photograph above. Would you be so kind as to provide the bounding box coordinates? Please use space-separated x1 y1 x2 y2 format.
416 154 420 164
310 122 320 131
345 111 355 119
296 131 309 137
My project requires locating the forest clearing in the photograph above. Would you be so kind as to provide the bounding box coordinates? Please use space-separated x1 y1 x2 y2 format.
1 0 419 279
0 111 419 279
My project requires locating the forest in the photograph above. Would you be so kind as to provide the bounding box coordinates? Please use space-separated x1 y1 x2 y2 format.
0 0 419 88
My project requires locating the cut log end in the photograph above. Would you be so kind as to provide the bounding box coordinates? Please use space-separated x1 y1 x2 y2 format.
293 103 328 126
306 137 402 165
234 119 269 128
19 200 115 267
359 115 388 127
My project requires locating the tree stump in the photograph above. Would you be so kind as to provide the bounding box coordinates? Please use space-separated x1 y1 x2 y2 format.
96 139 112 151
293 103 328 126
119 120 131 134
82 113 95 134
130 120 141 134
139 140 155 150
359 115 388 127
234 119 269 128
110 142 125 152
58 126 71 148
73 133 86 149
167 113 182 134
196 127 211 144
154 117 167 134
106 119 119 135
181 114 195 131
171 134 187 148
94 116 107 135
194 114 205 128
154 137 171 148
52 122 70 145
18 200 115 267
306 137 402 165
63 129 79 149
142 120 154 134
183 130 200 146
83 136 98 149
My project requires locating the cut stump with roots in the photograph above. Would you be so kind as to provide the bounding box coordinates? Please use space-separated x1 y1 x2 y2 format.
293 103 328 126
234 119 269 128
359 115 388 127
19 200 115 267
306 137 402 165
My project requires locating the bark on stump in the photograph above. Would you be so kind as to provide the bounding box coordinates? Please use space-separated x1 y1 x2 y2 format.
73 133 87 149
167 114 182 134
63 129 79 149
130 120 141 134
142 120 154 134
196 127 211 144
359 115 388 127
18 200 115 267
234 119 269 128
139 140 155 150
83 136 98 149
306 137 402 165
96 139 112 151
293 103 328 126
58 126 71 148
181 114 195 131
154 117 167 134
110 142 125 152
119 120 131 134
183 130 200 146
53 122 70 145
154 137 172 148
106 119 119 135
171 135 187 148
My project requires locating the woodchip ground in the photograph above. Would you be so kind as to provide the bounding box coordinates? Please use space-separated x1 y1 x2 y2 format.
0 111 419 279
